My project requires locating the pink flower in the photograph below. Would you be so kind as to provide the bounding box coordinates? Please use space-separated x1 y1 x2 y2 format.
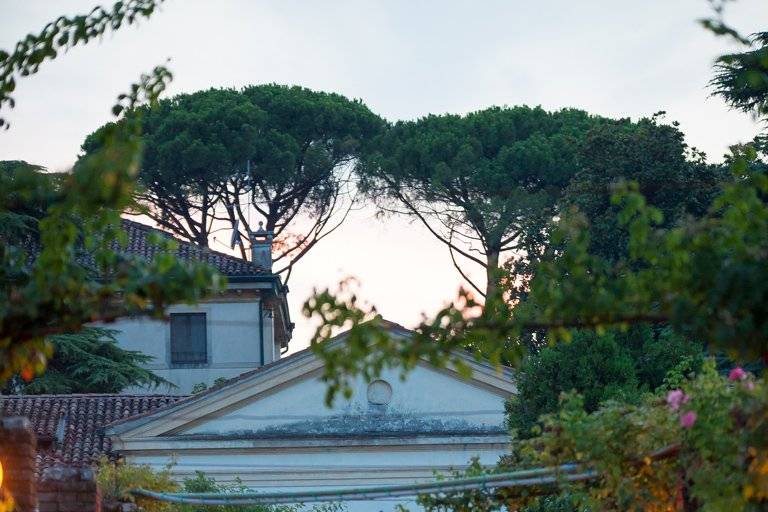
680 411 697 429
729 367 747 381
666 389 689 411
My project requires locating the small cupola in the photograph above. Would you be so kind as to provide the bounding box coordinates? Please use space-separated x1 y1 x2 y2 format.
248 222 274 272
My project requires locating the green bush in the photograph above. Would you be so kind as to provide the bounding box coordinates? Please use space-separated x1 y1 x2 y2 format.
96 456 178 512
97 464 347 512
507 327 702 438
521 495 581 512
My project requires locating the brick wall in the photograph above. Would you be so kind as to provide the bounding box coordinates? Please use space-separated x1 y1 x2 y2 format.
0 416 103 512
0 416 37 512
39 465 101 512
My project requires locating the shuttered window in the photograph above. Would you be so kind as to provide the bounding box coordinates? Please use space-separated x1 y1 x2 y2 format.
170 313 207 364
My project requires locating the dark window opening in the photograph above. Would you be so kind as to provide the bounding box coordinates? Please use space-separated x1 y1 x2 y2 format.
170 313 207 364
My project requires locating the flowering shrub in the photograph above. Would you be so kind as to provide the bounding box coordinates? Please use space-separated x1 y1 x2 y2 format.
512 361 767 511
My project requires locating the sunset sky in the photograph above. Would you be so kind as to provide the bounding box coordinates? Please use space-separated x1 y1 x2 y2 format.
1 0 766 350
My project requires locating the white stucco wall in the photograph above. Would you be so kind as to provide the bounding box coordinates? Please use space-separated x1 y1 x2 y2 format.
186 365 507 435
104 297 277 394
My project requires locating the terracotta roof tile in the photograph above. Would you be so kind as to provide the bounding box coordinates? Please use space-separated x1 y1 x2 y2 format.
24 218 267 277
0 394 187 471
118 219 267 276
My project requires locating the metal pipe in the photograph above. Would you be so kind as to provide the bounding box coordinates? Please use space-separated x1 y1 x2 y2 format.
258 299 264 366
133 465 596 505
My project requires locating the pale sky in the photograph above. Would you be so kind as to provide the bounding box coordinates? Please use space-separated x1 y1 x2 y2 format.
1 1 766 351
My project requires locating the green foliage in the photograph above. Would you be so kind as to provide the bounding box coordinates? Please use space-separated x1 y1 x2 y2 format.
507 330 640 439
177 472 276 512
176 472 345 512
190 377 229 395
330 146 763 386
415 458 508 512
14 327 172 394
414 457 583 512
97 461 347 512
0 2 222 384
97 456 178 512
561 114 723 262
305 3 768 510
82 87 261 247
711 32 768 120
0 160 62 243
628 327 704 390
512 362 768 511
361 106 605 301
499 364 768 511
507 327 703 439
0 0 163 128
698 0 753 45
83 85 384 278
304 284 482 406
526 149 768 360
223 83 384 277
304 112 723 404
516 393 680 511
519 496 580 512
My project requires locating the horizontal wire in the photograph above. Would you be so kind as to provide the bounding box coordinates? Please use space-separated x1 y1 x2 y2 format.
134 465 596 505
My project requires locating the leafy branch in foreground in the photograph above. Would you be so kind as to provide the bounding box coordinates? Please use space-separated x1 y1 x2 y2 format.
0 67 221 384
303 282 481 406
0 0 164 127
699 0 752 45
303 143 766 404
711 31 768 120
0 1 220 385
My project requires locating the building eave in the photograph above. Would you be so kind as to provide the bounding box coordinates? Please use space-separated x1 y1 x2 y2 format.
111 432 512 453
226 274 293 347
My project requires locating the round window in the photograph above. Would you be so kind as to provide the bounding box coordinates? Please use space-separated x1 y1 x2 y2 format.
367 379 393 405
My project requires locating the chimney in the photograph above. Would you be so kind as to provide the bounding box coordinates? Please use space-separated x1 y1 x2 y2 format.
248 222 274 272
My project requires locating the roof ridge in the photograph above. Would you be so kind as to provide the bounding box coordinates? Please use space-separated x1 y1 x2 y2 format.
115 218 270 276
121 218 264 270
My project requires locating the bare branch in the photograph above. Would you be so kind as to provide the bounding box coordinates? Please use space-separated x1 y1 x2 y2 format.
449 239 486 297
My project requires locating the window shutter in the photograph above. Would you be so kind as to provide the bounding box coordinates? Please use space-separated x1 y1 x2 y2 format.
170 313 207 364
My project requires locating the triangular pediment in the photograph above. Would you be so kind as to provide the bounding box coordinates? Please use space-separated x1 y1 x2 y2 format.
106 322 516 440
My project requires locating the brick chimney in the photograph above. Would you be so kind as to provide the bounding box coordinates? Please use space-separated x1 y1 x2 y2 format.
248 222 274 272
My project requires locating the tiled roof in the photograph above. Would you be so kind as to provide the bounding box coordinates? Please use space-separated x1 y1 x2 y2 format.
118 219 267 276
24 218 268 277
0 394 187 471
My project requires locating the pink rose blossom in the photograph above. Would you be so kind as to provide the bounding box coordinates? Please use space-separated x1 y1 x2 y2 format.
728 367 747 381
680 411 697 429
666 389 689 411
